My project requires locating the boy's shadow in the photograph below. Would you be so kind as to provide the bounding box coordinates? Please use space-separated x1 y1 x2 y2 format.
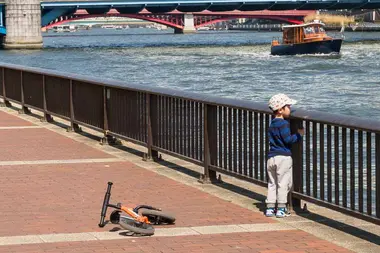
253 202 267 214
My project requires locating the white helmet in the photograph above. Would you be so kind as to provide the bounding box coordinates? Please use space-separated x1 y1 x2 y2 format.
268 93 297 111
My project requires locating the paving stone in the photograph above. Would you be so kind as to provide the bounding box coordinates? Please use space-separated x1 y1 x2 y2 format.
0 111 35 127
191 225 247 234
0 235 42 246
0 231 353 253
239 223 296 232
39 233 97 243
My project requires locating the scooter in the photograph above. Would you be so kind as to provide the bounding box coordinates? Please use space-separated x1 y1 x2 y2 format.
98 182 175 236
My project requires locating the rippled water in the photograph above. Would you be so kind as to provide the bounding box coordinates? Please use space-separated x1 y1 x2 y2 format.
1 28 379 119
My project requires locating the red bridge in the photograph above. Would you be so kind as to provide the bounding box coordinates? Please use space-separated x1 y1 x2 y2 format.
45 9 315 33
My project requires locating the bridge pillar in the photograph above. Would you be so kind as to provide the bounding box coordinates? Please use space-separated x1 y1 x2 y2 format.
3 0 43 49
175 14 196 34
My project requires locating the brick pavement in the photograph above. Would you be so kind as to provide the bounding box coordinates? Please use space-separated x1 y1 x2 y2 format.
0 162 273 237
0 127 113 161
0 231 351 253
0 111 34 127
0 108 354 253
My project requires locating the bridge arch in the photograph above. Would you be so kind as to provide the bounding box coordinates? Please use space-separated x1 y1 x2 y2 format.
194 16 303 28
44 13 304 31
45 14 184 30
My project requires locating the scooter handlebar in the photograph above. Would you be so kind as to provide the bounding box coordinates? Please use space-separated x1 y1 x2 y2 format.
98 182 113 227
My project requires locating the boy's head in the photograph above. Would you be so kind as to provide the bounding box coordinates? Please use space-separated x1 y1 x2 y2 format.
268 94 297 118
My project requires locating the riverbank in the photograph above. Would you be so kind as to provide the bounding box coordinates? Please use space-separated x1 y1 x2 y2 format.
229 22 380 32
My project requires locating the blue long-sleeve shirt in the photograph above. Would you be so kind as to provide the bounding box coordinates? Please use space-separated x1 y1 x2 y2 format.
268 118 302 158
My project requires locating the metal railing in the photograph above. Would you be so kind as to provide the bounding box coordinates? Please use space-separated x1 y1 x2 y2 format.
1 63 379 225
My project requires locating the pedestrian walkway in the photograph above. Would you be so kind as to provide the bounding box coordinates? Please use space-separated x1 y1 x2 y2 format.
0 105 378 253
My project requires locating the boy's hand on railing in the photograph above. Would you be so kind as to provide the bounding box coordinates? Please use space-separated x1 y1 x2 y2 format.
298 128 305 136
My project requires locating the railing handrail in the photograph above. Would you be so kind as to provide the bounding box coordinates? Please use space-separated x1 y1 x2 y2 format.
1 62 380 133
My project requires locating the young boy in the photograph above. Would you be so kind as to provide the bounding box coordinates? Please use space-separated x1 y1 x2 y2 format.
266 93 304 218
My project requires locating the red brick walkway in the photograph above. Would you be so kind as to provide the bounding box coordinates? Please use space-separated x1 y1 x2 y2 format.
0 231 350 253
0 127 112 161
0 110 352 253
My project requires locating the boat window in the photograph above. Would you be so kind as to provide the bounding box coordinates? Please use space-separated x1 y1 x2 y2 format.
284 29 295 43
304 26 315 34
314 26 326 34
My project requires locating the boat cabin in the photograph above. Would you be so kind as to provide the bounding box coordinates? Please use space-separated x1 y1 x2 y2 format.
279 20 332 45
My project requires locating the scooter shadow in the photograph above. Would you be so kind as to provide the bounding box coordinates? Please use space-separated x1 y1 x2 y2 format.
118 231 151 237
109 226 153 237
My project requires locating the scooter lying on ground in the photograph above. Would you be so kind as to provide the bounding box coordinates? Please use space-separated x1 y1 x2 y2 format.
98 182 175 236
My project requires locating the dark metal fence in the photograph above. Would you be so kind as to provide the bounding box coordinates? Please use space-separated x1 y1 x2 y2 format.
1 63 379 225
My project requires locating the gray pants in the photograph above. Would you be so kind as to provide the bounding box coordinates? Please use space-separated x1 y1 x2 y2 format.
265 156 293 208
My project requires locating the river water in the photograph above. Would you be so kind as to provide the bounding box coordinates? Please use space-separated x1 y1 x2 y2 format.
0 28 379 120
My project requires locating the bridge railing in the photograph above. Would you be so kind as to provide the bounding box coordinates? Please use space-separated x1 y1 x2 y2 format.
1 63 379 225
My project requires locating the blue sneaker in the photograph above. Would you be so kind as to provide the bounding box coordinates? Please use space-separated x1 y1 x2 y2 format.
265 208 275 217
276 208 290 218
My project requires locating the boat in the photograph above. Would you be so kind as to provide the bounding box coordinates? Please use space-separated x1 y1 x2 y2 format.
101 25 117 29
197 26 210 31
52 25 77 33
271 20 343 55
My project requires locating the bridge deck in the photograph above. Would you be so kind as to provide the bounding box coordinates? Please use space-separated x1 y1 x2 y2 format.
1 0 379 10
0 104 378 252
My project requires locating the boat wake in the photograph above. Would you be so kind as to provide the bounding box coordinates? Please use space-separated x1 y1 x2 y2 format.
294 53 342 59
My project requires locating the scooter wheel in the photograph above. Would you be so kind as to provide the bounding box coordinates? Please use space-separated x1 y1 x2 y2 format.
119 217 155 236
140 209 176 224
110 210 121 224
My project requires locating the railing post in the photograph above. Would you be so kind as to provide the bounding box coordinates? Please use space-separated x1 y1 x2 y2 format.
100 86 110 144
146 94 158 160
100 87 118 145
103 86 109 133
41 75 53 122
0 68 11 107
199 103 217 184
376 133 380 219
67 80 81 132
290 118 303 210
19 71 30 114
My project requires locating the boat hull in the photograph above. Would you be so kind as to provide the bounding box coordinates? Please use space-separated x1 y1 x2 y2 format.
271 39 342 56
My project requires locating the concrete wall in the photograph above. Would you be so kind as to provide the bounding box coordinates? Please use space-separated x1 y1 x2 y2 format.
4 0 43 49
